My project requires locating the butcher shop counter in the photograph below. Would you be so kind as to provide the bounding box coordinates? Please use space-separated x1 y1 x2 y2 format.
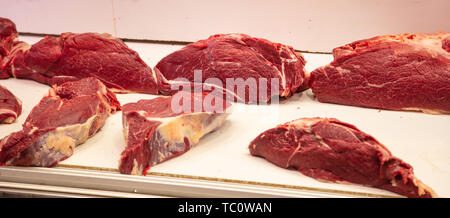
0 35 449 198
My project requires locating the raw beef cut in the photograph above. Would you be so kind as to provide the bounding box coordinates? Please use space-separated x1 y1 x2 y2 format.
0 17 19 79
0 84 22 124
155 33 307 104
310 32 450 114
249 117 436 198
120 91 231 175
6 32 158 94
0 77 120 167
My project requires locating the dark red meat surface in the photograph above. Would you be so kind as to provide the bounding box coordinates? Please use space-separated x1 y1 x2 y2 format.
310 32 450 114
0 77 120 167
0 84 21 124
155 33 307 104
7 32 158 94
249 117 436 198
120 91 231 175
0 17 19 79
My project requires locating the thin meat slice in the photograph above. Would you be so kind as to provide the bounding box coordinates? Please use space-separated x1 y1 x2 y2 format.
6 32 158 94
0 77 120 167
249 117 436 198
0 84 21 124
155 33 307 104
310 32 450 114
120 91 231 175
0 17 19 79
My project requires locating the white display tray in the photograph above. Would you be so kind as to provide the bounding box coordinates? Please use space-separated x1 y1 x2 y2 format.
0 36 448 198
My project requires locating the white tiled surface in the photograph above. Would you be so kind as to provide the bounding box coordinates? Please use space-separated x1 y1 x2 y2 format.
0 36 449 197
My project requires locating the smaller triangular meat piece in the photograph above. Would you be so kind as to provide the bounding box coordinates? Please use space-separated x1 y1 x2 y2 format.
120 91 232 175
249 117 436 198
0 77 120 167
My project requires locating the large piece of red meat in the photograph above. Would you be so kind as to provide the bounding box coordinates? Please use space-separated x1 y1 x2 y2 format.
155 33 307 104
120 91 231 175
6 32 159 94
310 32 450 114
0 17 19 79
0 77 120 167
249 117 436 198
0 84 22 124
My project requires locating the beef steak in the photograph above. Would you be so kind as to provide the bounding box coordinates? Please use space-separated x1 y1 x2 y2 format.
0 17 19 79
0 77 120 167
249 117 436 198
120 91 231 175
310 32 450 114
7 32 158 94
155 33 307 104
0 84 21 124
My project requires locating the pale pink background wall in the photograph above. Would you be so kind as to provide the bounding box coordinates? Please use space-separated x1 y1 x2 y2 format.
1 0 449 52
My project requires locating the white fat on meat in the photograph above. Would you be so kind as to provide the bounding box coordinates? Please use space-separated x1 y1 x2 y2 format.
9 114 99 166
0 108 18 123
154 112 229 145
401 107 447 115
127 110 230 175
